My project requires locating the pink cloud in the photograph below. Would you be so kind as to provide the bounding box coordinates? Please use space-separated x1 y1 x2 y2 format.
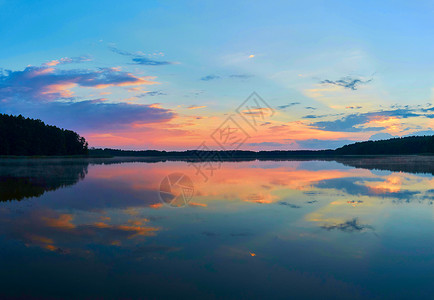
0 65 157 102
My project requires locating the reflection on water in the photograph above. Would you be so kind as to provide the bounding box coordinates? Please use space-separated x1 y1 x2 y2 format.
0 159 88 201
0 157 433 299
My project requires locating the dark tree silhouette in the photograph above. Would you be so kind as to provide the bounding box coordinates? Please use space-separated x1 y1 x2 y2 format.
334 135 434 155
89 136 434 158
0 114 88 156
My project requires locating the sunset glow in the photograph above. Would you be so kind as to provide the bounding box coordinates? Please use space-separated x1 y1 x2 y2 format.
0 1 432 150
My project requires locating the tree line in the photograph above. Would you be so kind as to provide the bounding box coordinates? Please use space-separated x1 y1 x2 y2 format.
0 114 88 156
90 136 434 158
334 135 434 155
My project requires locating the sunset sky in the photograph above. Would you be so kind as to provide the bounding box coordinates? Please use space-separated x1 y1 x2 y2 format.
0 0 433 150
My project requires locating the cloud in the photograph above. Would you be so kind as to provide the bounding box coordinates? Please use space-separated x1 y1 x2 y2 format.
0 66 156 102
6 99 175 131
0 209 159 253
43 56 92 66
309 108 428 133
0 59 184 148
277 102 300 110
229 74 253 79
277 201 301 208
311 114 377 132
187 105 206 110
320 76 372 90
200 74 253 81
183 90 204 97
109 46 175 66
321 218 373 232
137 91 167 97
131 57 173 66
315 177 420 200
302 114 328 119
200 75 221 81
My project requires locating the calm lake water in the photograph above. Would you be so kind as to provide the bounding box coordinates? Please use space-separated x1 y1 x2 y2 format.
0 157 433 299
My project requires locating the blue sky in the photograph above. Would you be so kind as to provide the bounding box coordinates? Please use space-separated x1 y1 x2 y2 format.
0 0 433 149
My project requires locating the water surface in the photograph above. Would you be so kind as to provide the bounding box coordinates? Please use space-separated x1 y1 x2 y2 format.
0 157 433 299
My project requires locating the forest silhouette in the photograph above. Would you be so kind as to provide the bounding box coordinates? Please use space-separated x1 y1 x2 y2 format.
0 114 88 156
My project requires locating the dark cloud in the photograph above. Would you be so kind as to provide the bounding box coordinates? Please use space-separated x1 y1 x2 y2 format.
311 114 379 132
137 91 167 97
131 57 173 66
277 201 301 208
309 108 425 132
0 63 173 133
7 99 175 132
108 46 131 56
302 114 328 119
0 66 153 102
109 46 175 66
421 106 434 112
183 90 204 97
200 75 221 81
277 102 300 110
315 177 420 200
229 74 253 79
321 218 373 232
320 76 372 90
230 232 251 237
305 106 317 110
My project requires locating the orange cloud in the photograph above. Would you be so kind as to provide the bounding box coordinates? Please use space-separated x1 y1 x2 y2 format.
42 214 75 229
189 202 207 207
188 105 207 110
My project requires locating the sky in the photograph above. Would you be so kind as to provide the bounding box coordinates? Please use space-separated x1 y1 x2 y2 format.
0 0 433 150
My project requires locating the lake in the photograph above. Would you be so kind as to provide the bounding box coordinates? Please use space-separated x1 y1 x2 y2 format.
0 157 433 299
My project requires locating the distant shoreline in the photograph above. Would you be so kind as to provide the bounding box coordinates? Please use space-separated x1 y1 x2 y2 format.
1 154 434 177
1 133 433 159
1 153 433 160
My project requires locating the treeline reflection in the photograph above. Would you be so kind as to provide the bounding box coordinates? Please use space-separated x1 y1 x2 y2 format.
0 159 88 201
0 155 433 202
